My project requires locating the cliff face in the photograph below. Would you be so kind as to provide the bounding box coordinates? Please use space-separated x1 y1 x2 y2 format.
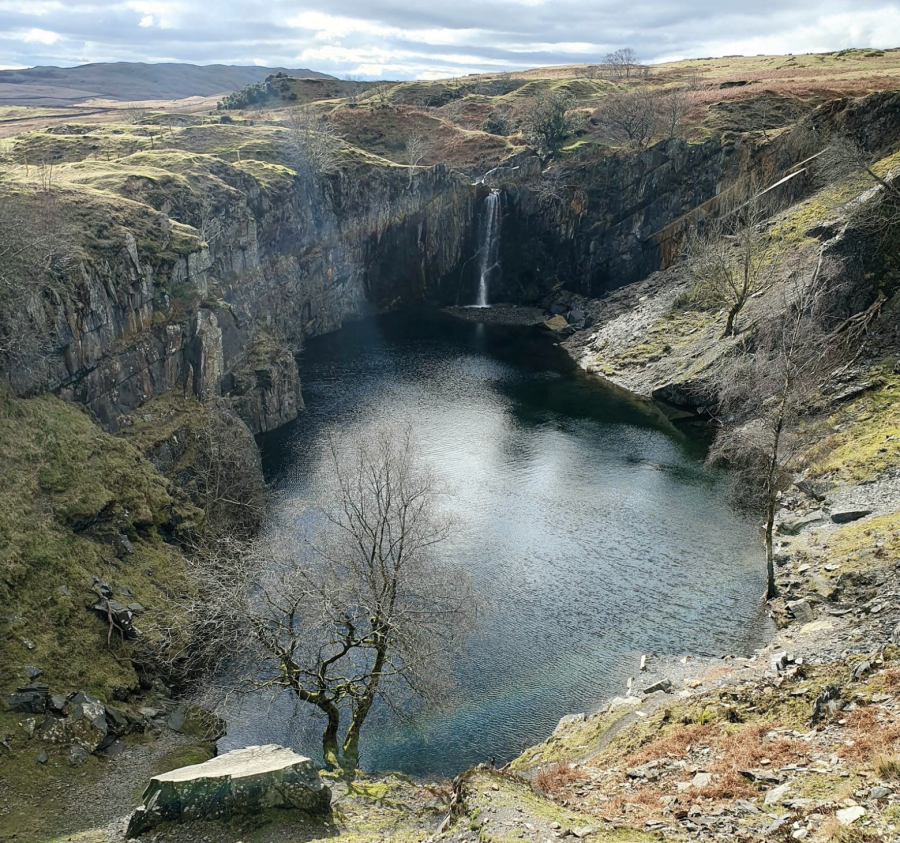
486 92 900 303
4 159 477 433
7 92 898 435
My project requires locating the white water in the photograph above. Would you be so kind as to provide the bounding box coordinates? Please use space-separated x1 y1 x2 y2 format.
476 190 501 307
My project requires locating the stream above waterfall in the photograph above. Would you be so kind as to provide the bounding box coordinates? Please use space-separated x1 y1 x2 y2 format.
221 308 770 776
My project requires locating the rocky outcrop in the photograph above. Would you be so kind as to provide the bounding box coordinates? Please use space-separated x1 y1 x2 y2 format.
3 159 476 433
489 91 900 304
126 744 331 837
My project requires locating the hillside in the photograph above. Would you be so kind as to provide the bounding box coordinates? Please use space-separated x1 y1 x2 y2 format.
0 62 333 106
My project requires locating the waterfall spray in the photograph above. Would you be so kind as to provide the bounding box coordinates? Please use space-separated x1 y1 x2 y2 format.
476 190 501 307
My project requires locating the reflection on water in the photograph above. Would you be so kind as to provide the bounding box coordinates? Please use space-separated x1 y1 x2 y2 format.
221 309 769 776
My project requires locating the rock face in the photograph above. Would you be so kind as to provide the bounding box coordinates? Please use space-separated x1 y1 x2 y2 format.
126 744 331 837
2 161 476 434
493 90 900 303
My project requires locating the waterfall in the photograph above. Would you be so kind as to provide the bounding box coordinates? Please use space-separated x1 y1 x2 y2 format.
476 190 501 307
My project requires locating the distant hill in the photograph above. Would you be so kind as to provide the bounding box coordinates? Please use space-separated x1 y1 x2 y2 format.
0 62 333 106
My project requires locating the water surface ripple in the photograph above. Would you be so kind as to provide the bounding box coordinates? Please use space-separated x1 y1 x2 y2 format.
223 310 769 776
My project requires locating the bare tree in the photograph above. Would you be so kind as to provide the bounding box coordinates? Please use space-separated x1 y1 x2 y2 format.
685 188 785 337
603 47 641 80
593 89 659 150
403 130 427 185
521 90 577 157
169 427 474 770
709 255 839 599
658 87 694 139
819 134 900 239
283 107 344 177
343 75 366 107
370 83 393 108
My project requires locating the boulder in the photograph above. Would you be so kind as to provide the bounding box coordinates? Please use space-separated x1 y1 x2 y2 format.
40 692 109 752
777 511 826 535
836 806 866 825
126 744 330 837
831 510 872 524
543 314 571 333
787 599 814 624
6 683 49 714
91 597 136 639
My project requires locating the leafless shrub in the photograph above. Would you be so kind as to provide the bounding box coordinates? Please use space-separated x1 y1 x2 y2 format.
161 426 474 770
521 90 577 157
283 107 344 177
403 130 427 185
819 133 900 244
369 83 393 108
683 186 786 337
529 165 573 208
343 75 365 107
708 254 841 597
593 89 660 150
191 405 266 539
658 87 694 138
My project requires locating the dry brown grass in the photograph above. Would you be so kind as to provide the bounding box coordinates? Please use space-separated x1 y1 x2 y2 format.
820 817 882 843
623 722 718 767
694 722 806 800
875 754 900 781
606 786 666 821
882 667 900 693
534 761 586 794
618 721 806 804
838 706 900 766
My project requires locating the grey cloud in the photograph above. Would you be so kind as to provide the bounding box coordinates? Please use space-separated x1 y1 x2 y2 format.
0 0 897 76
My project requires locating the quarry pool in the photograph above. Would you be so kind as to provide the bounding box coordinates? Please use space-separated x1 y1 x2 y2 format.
220 308 770 776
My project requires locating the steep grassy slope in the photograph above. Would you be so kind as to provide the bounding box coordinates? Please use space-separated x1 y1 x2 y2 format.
0 388 201 701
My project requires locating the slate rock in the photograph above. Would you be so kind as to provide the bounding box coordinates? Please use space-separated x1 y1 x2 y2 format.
126 744 331 837
6 683 49 714
831 510 872 524
836 806 866 825
69 746 89 767
644 678 674 694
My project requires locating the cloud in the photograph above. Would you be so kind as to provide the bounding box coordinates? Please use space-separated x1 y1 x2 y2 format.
19 27 60 44
0 0 897 79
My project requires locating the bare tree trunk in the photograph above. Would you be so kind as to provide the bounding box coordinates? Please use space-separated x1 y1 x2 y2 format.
723 302 740 338
321 703 342 768
340 632 388 768
764 496 777 600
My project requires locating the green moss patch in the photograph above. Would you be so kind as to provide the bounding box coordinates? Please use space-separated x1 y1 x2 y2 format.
808 373 900 482
0 389 200 701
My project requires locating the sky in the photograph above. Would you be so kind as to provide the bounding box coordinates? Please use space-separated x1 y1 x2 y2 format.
0 0 899 79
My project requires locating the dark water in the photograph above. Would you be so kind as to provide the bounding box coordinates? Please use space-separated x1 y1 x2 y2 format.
221 309 769 776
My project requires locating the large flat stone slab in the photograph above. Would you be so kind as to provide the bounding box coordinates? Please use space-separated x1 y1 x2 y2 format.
127 744 330 837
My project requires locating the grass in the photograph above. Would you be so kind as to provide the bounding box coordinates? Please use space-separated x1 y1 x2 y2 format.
771 146 900 246
807 371 900 482
0 388 201 701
